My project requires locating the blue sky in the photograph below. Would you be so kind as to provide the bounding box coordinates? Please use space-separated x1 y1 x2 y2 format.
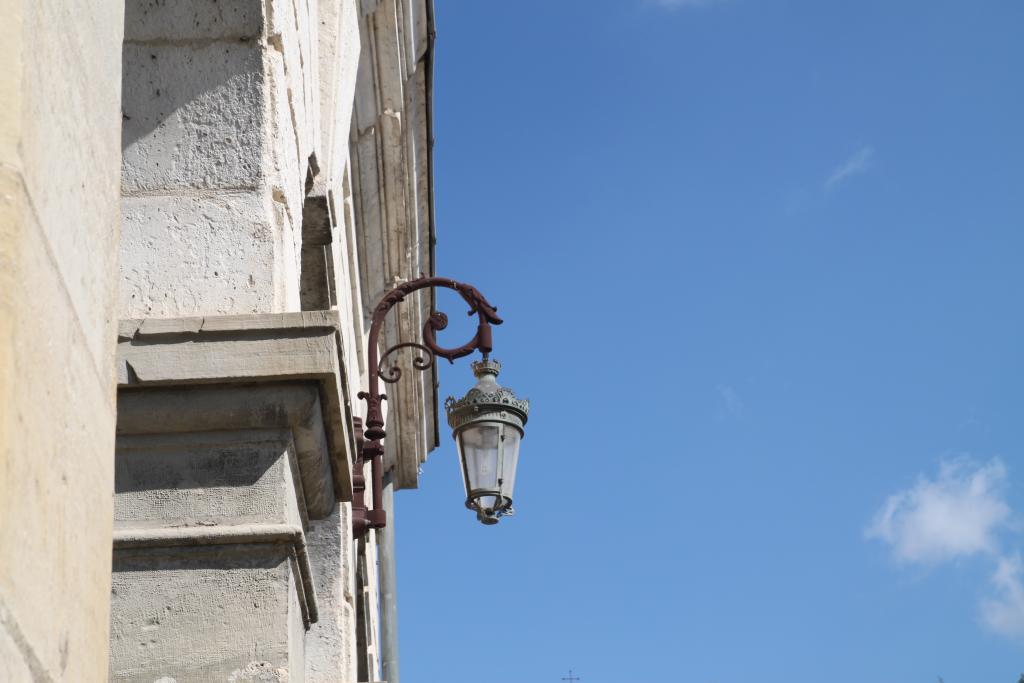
393 1 1024 681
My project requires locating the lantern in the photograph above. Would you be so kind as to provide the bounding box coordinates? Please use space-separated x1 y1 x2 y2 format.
445 359 529 525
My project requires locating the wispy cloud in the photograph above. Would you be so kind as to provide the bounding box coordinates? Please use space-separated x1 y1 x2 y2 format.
865 458 1010 564
825 146 875 191
981 554 1024 639
648 0 722 10
715 384 744 418
868 457 1024 643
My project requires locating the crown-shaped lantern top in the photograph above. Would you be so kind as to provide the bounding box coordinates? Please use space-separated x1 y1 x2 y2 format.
445 359 530 432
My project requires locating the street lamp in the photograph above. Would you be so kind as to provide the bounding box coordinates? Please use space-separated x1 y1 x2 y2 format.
352 277 529 535
445 359 529 524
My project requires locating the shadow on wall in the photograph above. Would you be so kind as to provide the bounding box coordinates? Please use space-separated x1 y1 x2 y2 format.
120 0 267 192
115 443 274 494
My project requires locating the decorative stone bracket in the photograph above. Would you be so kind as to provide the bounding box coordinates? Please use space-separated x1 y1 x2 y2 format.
116 311 357 508
110 312 361 680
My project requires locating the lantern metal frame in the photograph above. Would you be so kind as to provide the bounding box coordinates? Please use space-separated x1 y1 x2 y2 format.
351 276 510 537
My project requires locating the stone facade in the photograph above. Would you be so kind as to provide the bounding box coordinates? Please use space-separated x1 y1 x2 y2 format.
1 0 125 680
1 0 436 680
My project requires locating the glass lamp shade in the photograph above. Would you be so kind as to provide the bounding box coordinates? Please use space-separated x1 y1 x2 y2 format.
455 422 522 522
445 359 529 525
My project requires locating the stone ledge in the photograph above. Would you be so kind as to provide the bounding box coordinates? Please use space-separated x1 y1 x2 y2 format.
117 311 356 505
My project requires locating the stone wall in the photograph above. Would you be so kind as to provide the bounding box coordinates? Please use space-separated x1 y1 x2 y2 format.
120 0 326 318
0 0 434 678
0 0 125 681
351 0 437 491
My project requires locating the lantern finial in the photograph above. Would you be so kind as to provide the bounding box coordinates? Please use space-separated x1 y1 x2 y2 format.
471 357 502 379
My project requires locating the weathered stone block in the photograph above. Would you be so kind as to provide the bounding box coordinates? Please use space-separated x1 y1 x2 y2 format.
115 429 306 530
118 384 337 518
122 41 265 193
110 544 303 682
1 175 117 683
120 193 280 317
18 0 123 374
124 0 264 42
119 1 317 323
1 1 118 665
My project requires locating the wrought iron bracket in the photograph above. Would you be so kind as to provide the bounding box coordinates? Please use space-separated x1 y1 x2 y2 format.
351 277 502 538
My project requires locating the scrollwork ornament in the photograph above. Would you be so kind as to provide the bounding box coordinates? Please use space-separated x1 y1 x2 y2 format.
377 342 436 384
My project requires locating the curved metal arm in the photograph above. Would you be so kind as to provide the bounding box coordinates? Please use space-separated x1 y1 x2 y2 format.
358 277 501 441
352 277 502 536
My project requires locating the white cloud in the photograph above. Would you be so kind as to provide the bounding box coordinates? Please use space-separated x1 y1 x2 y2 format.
865 458 1010 564
981 554 1024 639
869 457 1024 643
825 145 875 190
